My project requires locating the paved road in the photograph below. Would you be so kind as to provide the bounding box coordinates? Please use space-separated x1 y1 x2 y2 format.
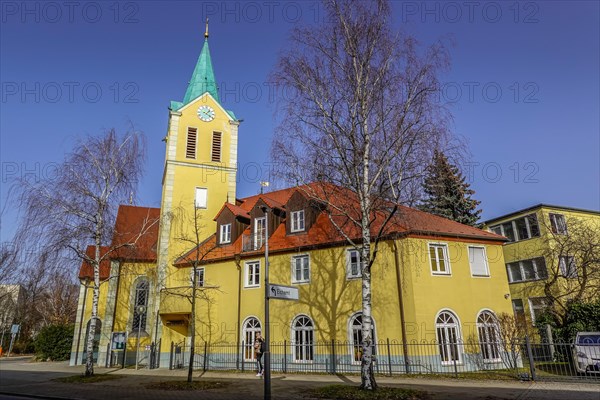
0 357 598 400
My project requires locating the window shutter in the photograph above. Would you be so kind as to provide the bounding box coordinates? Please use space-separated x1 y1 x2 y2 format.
469 247 488 276
211 132 222 162
186 127 197 159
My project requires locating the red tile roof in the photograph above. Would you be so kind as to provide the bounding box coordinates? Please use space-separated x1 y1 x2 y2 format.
175 183 505 266
78 205 160 279
78 245 112 281
110 205 160 261
214 203 250 221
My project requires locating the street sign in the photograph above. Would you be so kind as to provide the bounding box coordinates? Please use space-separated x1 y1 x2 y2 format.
268 284 299 301
10 324 20 334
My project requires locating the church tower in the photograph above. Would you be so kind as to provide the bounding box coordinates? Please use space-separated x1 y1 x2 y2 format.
156 21 239 307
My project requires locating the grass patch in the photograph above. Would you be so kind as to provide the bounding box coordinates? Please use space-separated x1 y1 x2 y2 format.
401 370 519 381
146 380 230 391
310 385 425 400
53 374 124 384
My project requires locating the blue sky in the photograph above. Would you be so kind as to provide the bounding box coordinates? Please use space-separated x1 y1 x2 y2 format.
1 1 599 242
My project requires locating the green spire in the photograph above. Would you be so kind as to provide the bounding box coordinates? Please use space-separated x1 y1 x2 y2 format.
183 19 219 105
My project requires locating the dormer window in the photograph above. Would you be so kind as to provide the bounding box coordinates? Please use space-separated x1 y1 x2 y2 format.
291 210 305 232
220 223 231 244
254 217 266 249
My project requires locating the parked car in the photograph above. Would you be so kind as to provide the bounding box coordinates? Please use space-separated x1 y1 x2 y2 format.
572 332 600 374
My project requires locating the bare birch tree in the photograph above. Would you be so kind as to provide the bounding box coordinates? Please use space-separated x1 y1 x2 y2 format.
272 0 452 389
14 129 146 376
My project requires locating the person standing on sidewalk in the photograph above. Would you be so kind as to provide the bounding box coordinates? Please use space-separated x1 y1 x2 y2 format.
254 332 265 377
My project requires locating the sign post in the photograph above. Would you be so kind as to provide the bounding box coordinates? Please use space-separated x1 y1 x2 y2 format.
260 207 300 400
261 205 271 400
7 324 20 357
268 284 299 301
135 306 146 370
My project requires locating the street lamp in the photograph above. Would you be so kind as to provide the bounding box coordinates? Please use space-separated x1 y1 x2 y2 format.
135 305 146 370
260 205 271 400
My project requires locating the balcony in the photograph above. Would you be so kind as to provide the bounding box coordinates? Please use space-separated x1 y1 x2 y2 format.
242 233 265 252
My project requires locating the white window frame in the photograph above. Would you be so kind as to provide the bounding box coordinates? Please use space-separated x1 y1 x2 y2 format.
220 223 231 244
291 254 310 284
435 309 463 365
254 217 266 250
242 317 262 361
244 260 261 288
291 315 314 363
346 248 363 279
290 210 305 232
195 187 208 209
506 257 547 283
429 243 451 275
490 214 540 243
549 213 567 235
191 267 205 287
559 255 577 278
528 297 548 325
477 310 501 363
468 246 490 277
348 312 377 365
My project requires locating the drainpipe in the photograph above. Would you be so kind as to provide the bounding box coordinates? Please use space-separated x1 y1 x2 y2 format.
235 254 242 370
392 240 410 373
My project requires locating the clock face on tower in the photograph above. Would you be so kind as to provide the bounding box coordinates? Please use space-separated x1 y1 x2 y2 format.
197 105 215 122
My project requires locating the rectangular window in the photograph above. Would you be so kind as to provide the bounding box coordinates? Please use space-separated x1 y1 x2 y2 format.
346 249 363 278
291 210 305 232
512 299 525 319
195 187 207 208
468 246 489 277
559 255 577 278
506 257 547 283
191 267 205 287
549 213 567 235
245 261 260 287
292 255 310 283
254 217 266 250
429 243 450 275
529 297 548 325
501 222 515 242
211 131 222 162
490 214 540 242
527 214 540 237
186 127 197 159
220 223 231 244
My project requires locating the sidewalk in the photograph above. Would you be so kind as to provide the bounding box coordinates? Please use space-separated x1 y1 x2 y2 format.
0 357 598 400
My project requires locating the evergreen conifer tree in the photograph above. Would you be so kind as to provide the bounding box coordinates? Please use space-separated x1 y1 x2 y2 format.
420 150 482 226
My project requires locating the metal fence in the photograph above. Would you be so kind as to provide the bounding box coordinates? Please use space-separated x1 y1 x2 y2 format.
104 339 161 369
167 338 600 382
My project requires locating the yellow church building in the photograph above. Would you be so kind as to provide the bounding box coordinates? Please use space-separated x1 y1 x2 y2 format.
70 27 516 374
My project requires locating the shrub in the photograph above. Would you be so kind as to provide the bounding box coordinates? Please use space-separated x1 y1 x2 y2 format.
538 300 600 343
34 324 74 361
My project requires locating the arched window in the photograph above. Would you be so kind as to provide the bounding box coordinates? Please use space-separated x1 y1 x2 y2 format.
84 318 102 363
436 310 462 364
132 279 149 333
242 317 261 361
477 310 501 362
349 313 376 363
292 315 314 362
